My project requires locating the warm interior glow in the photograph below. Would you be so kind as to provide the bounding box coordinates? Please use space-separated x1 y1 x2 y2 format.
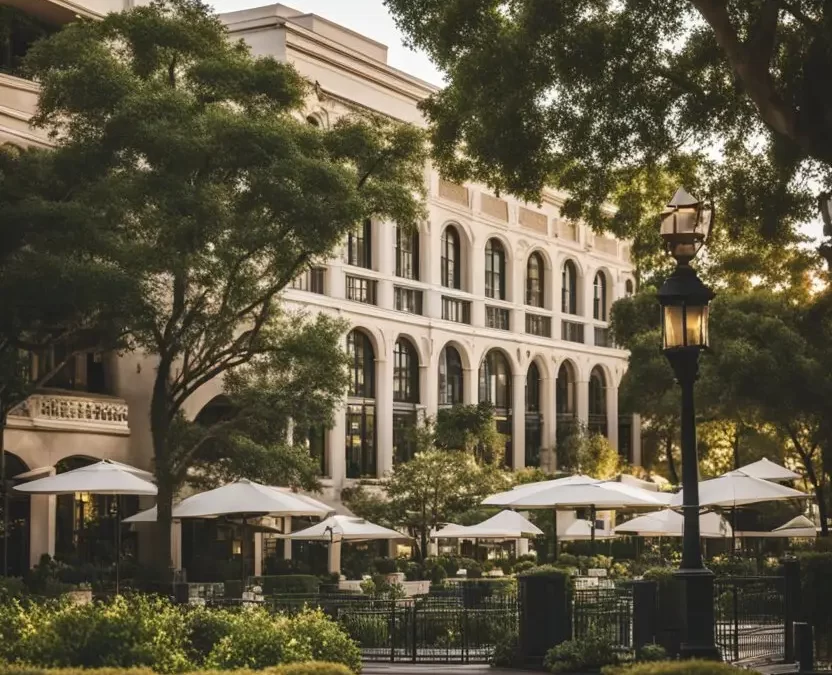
663 304 709 349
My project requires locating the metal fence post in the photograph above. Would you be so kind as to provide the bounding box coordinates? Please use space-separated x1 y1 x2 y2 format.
632 580 658 651
390 600 396 663
732 582 740 663
794 621 814 672
411 601 417 663
782 557 801 663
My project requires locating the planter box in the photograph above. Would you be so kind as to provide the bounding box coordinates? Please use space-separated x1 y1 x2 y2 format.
64 589 93 604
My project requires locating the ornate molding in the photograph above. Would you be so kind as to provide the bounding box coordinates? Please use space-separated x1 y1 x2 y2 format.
8 393 130 435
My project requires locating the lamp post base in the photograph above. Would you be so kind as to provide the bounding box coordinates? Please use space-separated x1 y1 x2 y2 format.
675 567 721 660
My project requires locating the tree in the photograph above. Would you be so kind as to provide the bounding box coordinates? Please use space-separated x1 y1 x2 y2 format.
556 419 621 480
434 402 505 464
384 0 830 270
20 0 427 571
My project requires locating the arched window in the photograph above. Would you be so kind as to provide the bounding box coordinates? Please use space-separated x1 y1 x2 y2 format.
526 252 545 307
346 219 372 269
438 345 464 406
393 337 420 464
479 349 513 467
525 362 543 467
485 239 506 300
588 366 608 437
593 272 608 321
395 225 419 280
556 361 575 417
625 279 634 297
562 260 577 314
393 338 419 403
1 452 30 576
347 330 375 398
346 330 376 477
441 226 461 289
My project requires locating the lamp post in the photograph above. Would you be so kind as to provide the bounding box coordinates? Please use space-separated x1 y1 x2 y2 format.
657 187 719 660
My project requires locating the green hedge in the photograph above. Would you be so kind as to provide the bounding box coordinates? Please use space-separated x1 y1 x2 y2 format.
251 575 321 595
0 596 361 674
601 661 747 675
796 552 832 662
0 666 352 675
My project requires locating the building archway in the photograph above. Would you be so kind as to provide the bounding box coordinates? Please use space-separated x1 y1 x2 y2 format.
393 336 420 464
588 366 608 437
345 329 377 478
438 343 464 407
525 362 543 467
478 349 513 467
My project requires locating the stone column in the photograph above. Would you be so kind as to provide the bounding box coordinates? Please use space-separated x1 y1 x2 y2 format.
470 240 485 326
422 363 437 420
512 372 526 470
29 492 56 567
283 516 292 560
376 220 394 310
576 379 589 426
376 353 394 477
328 405 346 487
632 414 643 467
253 532 263 577
541 371 555 459
328 539 342 575
463 366 478 405
515 538 529 557
171 520 183 571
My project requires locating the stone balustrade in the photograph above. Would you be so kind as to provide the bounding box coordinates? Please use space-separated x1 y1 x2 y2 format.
8 392 129 434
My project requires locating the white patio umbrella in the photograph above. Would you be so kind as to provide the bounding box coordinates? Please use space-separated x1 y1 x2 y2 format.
670 470 808 551
613 508 732 538
14 460 157 592
431 510 543 540
735 514 817 539
484 475 668 552
561 519 616 541
285 514 408 543
737 458 800 482
156 479 334 585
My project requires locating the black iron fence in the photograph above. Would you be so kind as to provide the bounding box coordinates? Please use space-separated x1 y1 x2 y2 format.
572 585 633 649
210 592 518 664
714 575 786 663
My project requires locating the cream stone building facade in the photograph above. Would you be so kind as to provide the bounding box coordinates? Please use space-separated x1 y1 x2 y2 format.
0 0 640 572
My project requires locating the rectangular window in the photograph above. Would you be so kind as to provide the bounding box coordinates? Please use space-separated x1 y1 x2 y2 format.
290 267 326 294
594 327 613 348
346 220 372 269
562 320 585 343
346 404 376 478
441 296 471 324
394 287 423 315
486 306 510 331
525 313 552 337
395 226 419 280
393 410 418 465
346 276 377 305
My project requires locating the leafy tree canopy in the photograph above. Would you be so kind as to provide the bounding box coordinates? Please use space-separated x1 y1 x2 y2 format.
12 0 427 571
556 419 621 480
384 0 832 274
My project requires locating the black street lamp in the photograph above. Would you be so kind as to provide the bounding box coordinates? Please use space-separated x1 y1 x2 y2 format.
657 188 719 660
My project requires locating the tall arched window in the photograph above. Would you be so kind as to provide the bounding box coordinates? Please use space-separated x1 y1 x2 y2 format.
556 361 576 417
525 362 543 467
593 272 608 321
438 345 463 406
479 349 513 467
485 239 506 300
393 337 420 465
346 330 376 477
526 252 545 307
393 338 419 404
395 225 419 280
346 219 372 269
562 260 578 314
441 226 461 289
625 279 634 297
588 365 608 437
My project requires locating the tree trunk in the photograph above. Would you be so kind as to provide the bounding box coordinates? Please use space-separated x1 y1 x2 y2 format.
732 423 742 471
815 482 829 537
150 357 174 578
665 433 679 484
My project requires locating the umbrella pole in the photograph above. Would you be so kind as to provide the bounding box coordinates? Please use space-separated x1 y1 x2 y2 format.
552 509 558 562
731 507 737 554
241 516 247 592
116 496 121 595
590 505 596 555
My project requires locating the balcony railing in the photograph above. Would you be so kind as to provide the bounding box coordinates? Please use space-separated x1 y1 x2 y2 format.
9 393 129 434
441 296 471 324
525 313 552 337
486 306 510 331
562 320 585 343
594 326 613 348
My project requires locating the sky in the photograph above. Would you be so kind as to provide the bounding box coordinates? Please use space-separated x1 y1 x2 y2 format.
207 0 445 86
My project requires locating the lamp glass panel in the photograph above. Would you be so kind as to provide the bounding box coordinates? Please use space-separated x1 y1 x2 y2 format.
663 305 685 349
684 304 710 347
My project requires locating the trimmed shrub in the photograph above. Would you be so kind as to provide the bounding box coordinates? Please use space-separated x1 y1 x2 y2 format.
268 665 354 675
205 608 309 669
0 665 353 675
372 558 397 575
489 632 520 668
429 564 447 585
183 607 237 666
602 660 747 675
254 575 320 595
635 644 667 662
512 560 535 574
544 633 621 673
289 609 361 674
